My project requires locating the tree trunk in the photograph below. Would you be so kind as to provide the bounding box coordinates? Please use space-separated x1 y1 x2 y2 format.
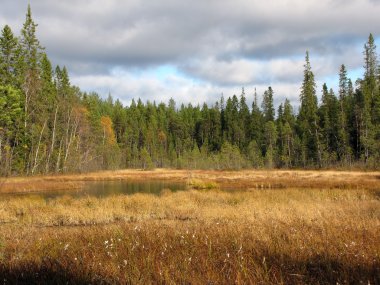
0 137 2 165
56 139 63 173
55 139 62 173
63 114 78 171
314 120 322 168
45 105 58 174
31 120 47 174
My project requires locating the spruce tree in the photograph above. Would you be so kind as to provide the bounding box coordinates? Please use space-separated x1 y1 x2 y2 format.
283 98 295 128
297 51 322 166
278 99 295 167
208 103 222 151
264 121 277 168
238 87 250 148
0 86 23 174
39 54 56 113
0 25 18 86
262 86 275 122
337 64 352 163
19 4 43 130
249 88 263 154
361 34 378 163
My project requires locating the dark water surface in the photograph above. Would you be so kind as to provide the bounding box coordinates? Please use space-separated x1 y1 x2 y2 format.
3 180 186 200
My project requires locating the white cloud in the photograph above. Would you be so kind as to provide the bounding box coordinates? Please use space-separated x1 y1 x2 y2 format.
71 68 302 110
181 58 305 86
0 0 379 106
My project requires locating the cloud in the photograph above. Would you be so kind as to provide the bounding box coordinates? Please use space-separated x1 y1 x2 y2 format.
72 67 302 111
3 0 378 67
180 58 304 86
0 0 379 106
72 69 218 107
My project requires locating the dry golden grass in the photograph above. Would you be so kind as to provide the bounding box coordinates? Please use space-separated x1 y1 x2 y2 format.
1 168 379 193
0 182 379 284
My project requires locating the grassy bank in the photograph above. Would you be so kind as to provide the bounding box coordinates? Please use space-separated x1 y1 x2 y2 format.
0 184 379 284
1 168 380 193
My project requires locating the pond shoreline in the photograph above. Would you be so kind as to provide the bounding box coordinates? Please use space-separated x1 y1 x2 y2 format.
0 168 379 194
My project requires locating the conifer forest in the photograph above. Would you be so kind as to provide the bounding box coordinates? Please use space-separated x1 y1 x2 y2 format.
1 6 380 176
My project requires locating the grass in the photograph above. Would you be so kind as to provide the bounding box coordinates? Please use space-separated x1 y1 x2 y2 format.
0 170 379 284
1 168 379 193
187 178 220 190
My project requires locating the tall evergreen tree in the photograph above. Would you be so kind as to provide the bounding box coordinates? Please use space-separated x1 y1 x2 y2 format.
39 54 56 113
337 64 352 163
19 4 44 131
249 88 263 155
360 34 378 163
262 86 275 122
225 95 242 146
264 121 277 168
297 51 322 166
0 86 23 174
277 99 295 167
0 25 18 86
319 84 340 164
239 87 250 148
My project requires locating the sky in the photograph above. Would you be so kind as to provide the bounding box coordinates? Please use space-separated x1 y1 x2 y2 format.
1 0 380 109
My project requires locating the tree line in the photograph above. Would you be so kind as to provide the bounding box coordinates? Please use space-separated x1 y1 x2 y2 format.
0 6 379 175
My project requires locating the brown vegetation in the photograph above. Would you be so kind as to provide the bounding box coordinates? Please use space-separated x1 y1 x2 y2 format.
0 176 379 284
1 168 380 194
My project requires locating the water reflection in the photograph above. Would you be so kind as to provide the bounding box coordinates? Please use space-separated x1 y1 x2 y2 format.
4 180 185 200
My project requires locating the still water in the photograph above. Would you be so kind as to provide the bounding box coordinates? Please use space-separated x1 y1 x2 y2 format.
5 180 186 200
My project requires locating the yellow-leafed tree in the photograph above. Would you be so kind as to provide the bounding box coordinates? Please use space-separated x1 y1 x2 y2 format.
101 116 116 146
100 116 119 169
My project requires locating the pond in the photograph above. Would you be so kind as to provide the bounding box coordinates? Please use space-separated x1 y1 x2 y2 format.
3 180 186 200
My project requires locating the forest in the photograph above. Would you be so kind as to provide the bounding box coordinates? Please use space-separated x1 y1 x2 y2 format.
1 6 380 175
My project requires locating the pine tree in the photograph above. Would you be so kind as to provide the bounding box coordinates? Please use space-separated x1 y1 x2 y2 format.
224 95 240 145
264 121 277 168
247 140 263 168
238 87 250 148
208 103 222 151
39 54 58 173
337 64 352 164
360 34 378 163
219 94 226 142
345 78 356 155
0 86 23 174
112 99 127 144
19 4 44 131
249 88 263 154
39 54 56 114
281 122 293 167
278 99 295 167
297 51 322 167
276 103 284 164
319 84 340 165
283 99 295 128
262 86 275 122
0 25 18 86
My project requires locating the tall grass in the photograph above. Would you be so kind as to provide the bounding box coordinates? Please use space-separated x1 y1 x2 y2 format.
0 186 379 284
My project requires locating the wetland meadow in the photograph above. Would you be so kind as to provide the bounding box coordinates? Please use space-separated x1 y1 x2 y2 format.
0 169 379 284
